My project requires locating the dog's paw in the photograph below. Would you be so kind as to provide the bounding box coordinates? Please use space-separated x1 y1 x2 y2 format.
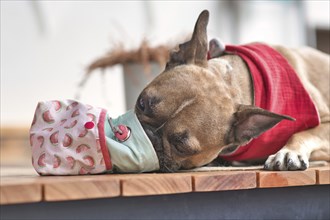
264 149 309 171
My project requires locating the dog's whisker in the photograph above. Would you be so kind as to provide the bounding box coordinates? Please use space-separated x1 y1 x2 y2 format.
162 163 175 173
154 121 166 133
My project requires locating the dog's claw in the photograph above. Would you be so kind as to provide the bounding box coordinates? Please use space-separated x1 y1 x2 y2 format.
286 158 295 170
263 163 270 170
287 159 300 170
299 156 308 170
274 161 281 170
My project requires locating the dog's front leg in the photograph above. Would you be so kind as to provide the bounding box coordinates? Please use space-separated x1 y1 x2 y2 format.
264 122 330 170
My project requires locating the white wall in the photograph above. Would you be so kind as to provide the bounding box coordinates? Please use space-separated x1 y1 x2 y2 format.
1 1 329 126
1 1 145 125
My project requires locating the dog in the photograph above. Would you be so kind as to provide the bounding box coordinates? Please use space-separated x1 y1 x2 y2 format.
135 10 330 172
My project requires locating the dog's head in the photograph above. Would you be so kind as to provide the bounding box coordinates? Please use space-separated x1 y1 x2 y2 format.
135 10 292 172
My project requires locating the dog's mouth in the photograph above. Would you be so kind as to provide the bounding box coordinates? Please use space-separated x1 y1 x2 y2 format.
135 94 181 172
138 121 180 173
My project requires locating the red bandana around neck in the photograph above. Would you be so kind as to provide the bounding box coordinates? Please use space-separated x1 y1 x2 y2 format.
219 43 320 161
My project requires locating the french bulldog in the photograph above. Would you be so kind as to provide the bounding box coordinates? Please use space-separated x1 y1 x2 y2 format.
135 10 330 172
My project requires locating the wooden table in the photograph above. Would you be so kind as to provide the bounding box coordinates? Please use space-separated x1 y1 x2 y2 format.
1 164 329 219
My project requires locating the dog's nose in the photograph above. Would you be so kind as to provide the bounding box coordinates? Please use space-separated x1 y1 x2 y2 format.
136 94 160 115
137 95 146 112
137 93 151 114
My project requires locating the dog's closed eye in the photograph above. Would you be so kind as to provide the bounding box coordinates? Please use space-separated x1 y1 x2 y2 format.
168 131 199 156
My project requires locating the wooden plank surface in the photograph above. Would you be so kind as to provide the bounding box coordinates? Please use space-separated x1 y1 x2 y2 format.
193 171 256 192
315 166 330 184
258 170 316 188
42 176 121 201
1 164 330 205
121 173 192 196
0 179 42 205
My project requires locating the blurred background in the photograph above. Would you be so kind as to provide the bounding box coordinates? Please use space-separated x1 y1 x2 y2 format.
1 0 329 166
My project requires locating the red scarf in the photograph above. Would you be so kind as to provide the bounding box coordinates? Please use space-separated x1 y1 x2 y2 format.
219 43 320 161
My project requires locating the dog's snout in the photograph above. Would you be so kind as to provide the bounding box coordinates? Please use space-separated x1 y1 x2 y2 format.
136 94 161 116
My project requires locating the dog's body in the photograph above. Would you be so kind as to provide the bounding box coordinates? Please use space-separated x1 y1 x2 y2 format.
264 45 330 169
135 10 329 172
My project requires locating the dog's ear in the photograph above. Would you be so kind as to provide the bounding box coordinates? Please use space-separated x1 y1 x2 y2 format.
219 105 295 155
166 10 209 70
